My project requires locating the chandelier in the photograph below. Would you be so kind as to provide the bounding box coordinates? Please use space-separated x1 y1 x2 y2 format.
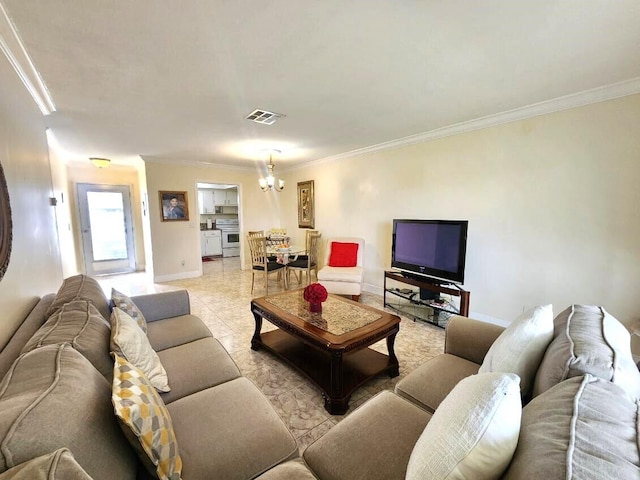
258 150 285 192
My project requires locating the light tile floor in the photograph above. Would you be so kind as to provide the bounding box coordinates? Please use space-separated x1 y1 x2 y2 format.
100 257 445 452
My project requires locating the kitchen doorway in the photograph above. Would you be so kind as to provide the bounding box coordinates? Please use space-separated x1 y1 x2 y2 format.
196 182 240 261
77 183 136 275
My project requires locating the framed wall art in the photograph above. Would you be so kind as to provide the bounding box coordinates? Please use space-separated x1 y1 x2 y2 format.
297 180 314 228
159 191 189 222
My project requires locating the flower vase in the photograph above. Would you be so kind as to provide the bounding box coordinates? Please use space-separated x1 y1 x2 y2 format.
309 302 322 313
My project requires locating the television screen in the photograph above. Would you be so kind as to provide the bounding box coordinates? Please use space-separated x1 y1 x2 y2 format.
391 219 468 284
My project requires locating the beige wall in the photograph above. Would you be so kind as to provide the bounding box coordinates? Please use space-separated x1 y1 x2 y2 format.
66 163 147 273
0 55 63 349
281 95 640 340
48 144 77 277
144 161 283 281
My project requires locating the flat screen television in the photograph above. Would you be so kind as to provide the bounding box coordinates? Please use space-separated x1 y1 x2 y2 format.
391 219 468 285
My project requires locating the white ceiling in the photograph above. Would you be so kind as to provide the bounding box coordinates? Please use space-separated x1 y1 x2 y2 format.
2 1 640 169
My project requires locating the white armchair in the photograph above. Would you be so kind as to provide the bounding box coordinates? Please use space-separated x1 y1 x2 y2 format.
317 237 365 302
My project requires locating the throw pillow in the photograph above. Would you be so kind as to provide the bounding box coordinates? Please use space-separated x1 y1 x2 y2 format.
503 375 640 479
111 288 147 333
328 242 358 267
479 304 553 399
112 354 182 480
406 372 522 480
0 448 92 479
533 304 640 398
110 308 170 392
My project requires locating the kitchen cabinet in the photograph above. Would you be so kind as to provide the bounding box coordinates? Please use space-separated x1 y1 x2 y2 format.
201 230 222 256
198 190 215 214
214 188 238 206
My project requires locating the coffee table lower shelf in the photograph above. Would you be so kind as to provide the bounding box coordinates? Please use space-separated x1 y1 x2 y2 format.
254 329 397 415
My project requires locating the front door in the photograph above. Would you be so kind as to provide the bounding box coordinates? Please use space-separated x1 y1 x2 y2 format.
77 183 136 275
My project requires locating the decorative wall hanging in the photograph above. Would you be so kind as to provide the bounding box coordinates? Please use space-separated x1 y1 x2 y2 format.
0 161 12 280
297 180 314 228
159 191 189 222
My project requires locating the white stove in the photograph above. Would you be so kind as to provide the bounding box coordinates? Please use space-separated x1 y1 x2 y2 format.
216 218 240 257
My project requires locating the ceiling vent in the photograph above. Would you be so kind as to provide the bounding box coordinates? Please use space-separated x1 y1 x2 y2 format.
245 109 285 125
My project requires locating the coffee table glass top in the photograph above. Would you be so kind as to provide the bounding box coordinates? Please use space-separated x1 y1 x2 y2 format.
265 290 382 336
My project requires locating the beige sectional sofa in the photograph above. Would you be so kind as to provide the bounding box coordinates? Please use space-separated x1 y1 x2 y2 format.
260 305 640 479
0 275 298 479
2 274 639 480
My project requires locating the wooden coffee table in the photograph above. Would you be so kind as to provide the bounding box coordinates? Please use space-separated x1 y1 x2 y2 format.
251 289 400 414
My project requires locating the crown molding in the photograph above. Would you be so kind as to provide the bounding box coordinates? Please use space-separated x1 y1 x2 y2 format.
301 77 640 169
0 2 55 115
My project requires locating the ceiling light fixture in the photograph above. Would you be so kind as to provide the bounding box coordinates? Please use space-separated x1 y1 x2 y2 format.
89 157 111 168
258 150 284 192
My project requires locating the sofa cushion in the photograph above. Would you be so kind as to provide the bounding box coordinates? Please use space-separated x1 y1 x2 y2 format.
317 265 364 283
110 308 170 392
112 354 182 480
533 305 640 398
45 274 110 321
304 391 432 480
395 353 479 413
0 344 137 480
146 315 212 352
328 242 359 267
0 295 55 382
503 375 640 479
0 449 92 480
255 458 318 480
158 337 241 404
167 377 298 480
21 300 113 378
112 288 147 333
406 372 521 480
479 304 553 398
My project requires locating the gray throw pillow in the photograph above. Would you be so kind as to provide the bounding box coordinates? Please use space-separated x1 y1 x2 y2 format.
503 375 640 479
533 304 640 398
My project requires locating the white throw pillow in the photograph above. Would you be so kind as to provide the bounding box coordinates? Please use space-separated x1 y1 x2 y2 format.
110 308 170 392
479 305 553 398
406 372 522 480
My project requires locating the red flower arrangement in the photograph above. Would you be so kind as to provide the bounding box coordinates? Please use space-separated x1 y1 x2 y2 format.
304 283 328 312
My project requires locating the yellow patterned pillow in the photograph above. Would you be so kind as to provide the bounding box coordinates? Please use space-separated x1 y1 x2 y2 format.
111 289 147 333
111 354 182 480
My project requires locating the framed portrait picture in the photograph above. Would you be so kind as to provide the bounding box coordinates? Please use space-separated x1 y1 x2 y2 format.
297 180 314 228
159 191 189 222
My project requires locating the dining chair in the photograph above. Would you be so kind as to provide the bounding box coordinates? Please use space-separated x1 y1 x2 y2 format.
294 230 319 262
247 234 286 295
286 233 322 286
248 230 264 237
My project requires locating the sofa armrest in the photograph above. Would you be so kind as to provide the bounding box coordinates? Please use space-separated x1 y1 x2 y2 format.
444 315 505 365
130 290 190 322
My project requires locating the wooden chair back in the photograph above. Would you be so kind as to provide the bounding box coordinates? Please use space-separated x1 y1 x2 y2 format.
247 235 269 268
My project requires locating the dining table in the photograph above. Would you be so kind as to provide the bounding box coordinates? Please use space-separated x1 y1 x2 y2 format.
266 245 306 289
266 245 305 265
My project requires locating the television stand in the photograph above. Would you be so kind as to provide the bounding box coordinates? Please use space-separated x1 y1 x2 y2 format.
383 271 470 328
